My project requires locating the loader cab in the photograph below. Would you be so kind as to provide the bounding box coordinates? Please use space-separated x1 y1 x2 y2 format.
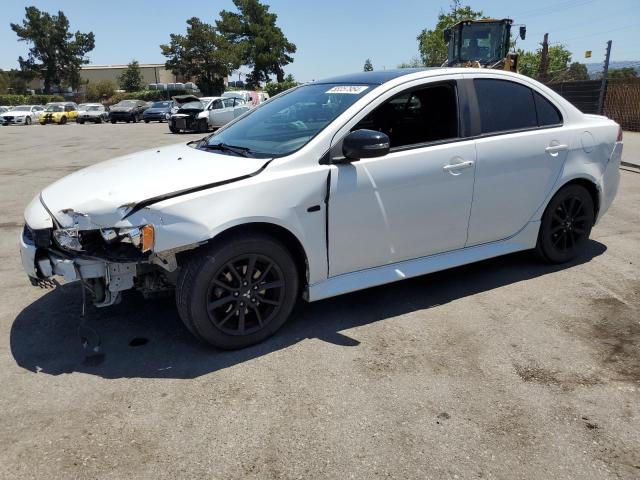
444 18 525 71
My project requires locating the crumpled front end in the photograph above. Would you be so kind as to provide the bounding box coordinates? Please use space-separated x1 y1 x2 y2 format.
20 195 174 307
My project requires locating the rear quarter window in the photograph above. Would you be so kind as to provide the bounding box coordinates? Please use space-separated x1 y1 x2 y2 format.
533 91 563 126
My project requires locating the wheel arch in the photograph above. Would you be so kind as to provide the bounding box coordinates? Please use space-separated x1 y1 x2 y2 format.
556 177 600 222
177 221 310 287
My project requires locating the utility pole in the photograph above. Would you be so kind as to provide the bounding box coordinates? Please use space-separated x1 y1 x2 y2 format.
539 33 549 82
598 40 612 115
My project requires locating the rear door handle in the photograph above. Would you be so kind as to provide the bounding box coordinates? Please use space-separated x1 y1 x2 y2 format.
443 160 474 173
545 144 568 154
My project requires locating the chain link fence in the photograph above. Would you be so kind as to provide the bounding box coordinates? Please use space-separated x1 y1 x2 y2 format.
547 78 640 132
603 78 640 132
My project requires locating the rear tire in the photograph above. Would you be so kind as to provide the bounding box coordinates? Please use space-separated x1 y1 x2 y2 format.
78 119 85 124
176 234 299 350
536 184 594 263
60 116 67 125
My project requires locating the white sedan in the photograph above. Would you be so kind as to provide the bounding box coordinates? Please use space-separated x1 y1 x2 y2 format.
207 96 250 128
1 105 44 125
19 68 622 349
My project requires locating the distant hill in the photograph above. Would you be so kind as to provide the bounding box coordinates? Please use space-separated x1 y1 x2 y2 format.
585 61 640 78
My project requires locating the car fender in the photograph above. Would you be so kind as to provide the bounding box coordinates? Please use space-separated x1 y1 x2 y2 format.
124 165 330 284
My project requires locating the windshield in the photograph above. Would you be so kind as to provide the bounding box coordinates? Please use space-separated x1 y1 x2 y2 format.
87 105 102 111
204 83 371 157
152 101 172 108
116 100 137 107
453 23 507 64
14 106 31 111
179 101 203 110
45 105 64 112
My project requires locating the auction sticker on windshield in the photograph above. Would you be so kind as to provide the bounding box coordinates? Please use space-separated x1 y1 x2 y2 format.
326 86 369 94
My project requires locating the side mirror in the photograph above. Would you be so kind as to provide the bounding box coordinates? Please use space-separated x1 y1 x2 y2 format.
341 129 390 162
443 28 452 44
519 26 526 40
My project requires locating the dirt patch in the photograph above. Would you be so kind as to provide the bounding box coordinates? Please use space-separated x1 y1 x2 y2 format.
586 295 640 384
513 363 602 389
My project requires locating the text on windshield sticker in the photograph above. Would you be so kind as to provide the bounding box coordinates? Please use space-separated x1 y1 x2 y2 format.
326 86 369 94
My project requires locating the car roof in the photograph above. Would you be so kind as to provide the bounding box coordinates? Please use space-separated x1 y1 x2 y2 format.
315 68 439 85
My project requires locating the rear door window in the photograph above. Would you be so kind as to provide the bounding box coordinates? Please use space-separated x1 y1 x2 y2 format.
474 79 537 134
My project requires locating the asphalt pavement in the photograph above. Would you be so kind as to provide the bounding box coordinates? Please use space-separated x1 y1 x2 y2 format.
0 122 638 479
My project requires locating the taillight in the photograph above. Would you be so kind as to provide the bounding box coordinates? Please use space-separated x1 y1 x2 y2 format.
617 126 623 142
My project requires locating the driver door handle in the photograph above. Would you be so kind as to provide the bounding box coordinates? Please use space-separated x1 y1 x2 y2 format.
443 160 474 172
545 144 568 154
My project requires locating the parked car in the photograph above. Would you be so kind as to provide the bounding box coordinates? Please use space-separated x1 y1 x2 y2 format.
77 103 109 124
208 97 250 128
39 102 79 125
108 100 148 123
1 105 44 126
0 106 11 114
167 95 211 133
143 100 174 123
222 90 268 107
168 96 250 133
19 68 622 350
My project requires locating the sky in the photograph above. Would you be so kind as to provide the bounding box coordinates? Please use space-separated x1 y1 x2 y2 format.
1 0 639 82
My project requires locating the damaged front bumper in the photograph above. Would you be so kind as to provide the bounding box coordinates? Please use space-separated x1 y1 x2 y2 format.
20 225 137 307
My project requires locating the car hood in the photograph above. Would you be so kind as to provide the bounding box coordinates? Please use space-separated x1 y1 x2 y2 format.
40 142 268 227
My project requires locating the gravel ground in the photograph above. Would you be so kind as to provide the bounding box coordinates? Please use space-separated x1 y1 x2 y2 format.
0 122 638 479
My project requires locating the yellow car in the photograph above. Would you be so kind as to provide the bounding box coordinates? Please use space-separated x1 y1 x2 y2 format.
39 102 79 125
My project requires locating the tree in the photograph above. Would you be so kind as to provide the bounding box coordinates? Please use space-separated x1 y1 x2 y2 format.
161 17 240 96
0 70 9 94
11 6 95 93
86 79 116 101
417 1 484 67
363 59 373 72
217 0 296 86
608 67 638 78
263 77 298 97
565 62 589 81
118 60 144 92
398 56 425 69
517 44 572 80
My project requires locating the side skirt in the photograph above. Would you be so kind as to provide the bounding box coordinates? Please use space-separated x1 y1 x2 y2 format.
307 221 540 302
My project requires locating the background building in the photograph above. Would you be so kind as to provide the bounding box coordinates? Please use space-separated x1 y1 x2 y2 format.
27 63 227 92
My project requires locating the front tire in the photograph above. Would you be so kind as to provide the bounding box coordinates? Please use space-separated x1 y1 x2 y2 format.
176 234 300 349
197 118 208 133
110 119 116 124
60 116 67 125
25 116 32 125
536 184 594 263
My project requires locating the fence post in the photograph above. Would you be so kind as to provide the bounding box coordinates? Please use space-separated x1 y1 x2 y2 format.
598 40 612 115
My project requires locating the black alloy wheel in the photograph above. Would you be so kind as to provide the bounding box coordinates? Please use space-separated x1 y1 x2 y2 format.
206 254 285 336
176 234 299 349
537 184 594 263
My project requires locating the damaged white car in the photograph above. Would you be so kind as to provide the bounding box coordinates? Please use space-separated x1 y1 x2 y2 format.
20 68 622 349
